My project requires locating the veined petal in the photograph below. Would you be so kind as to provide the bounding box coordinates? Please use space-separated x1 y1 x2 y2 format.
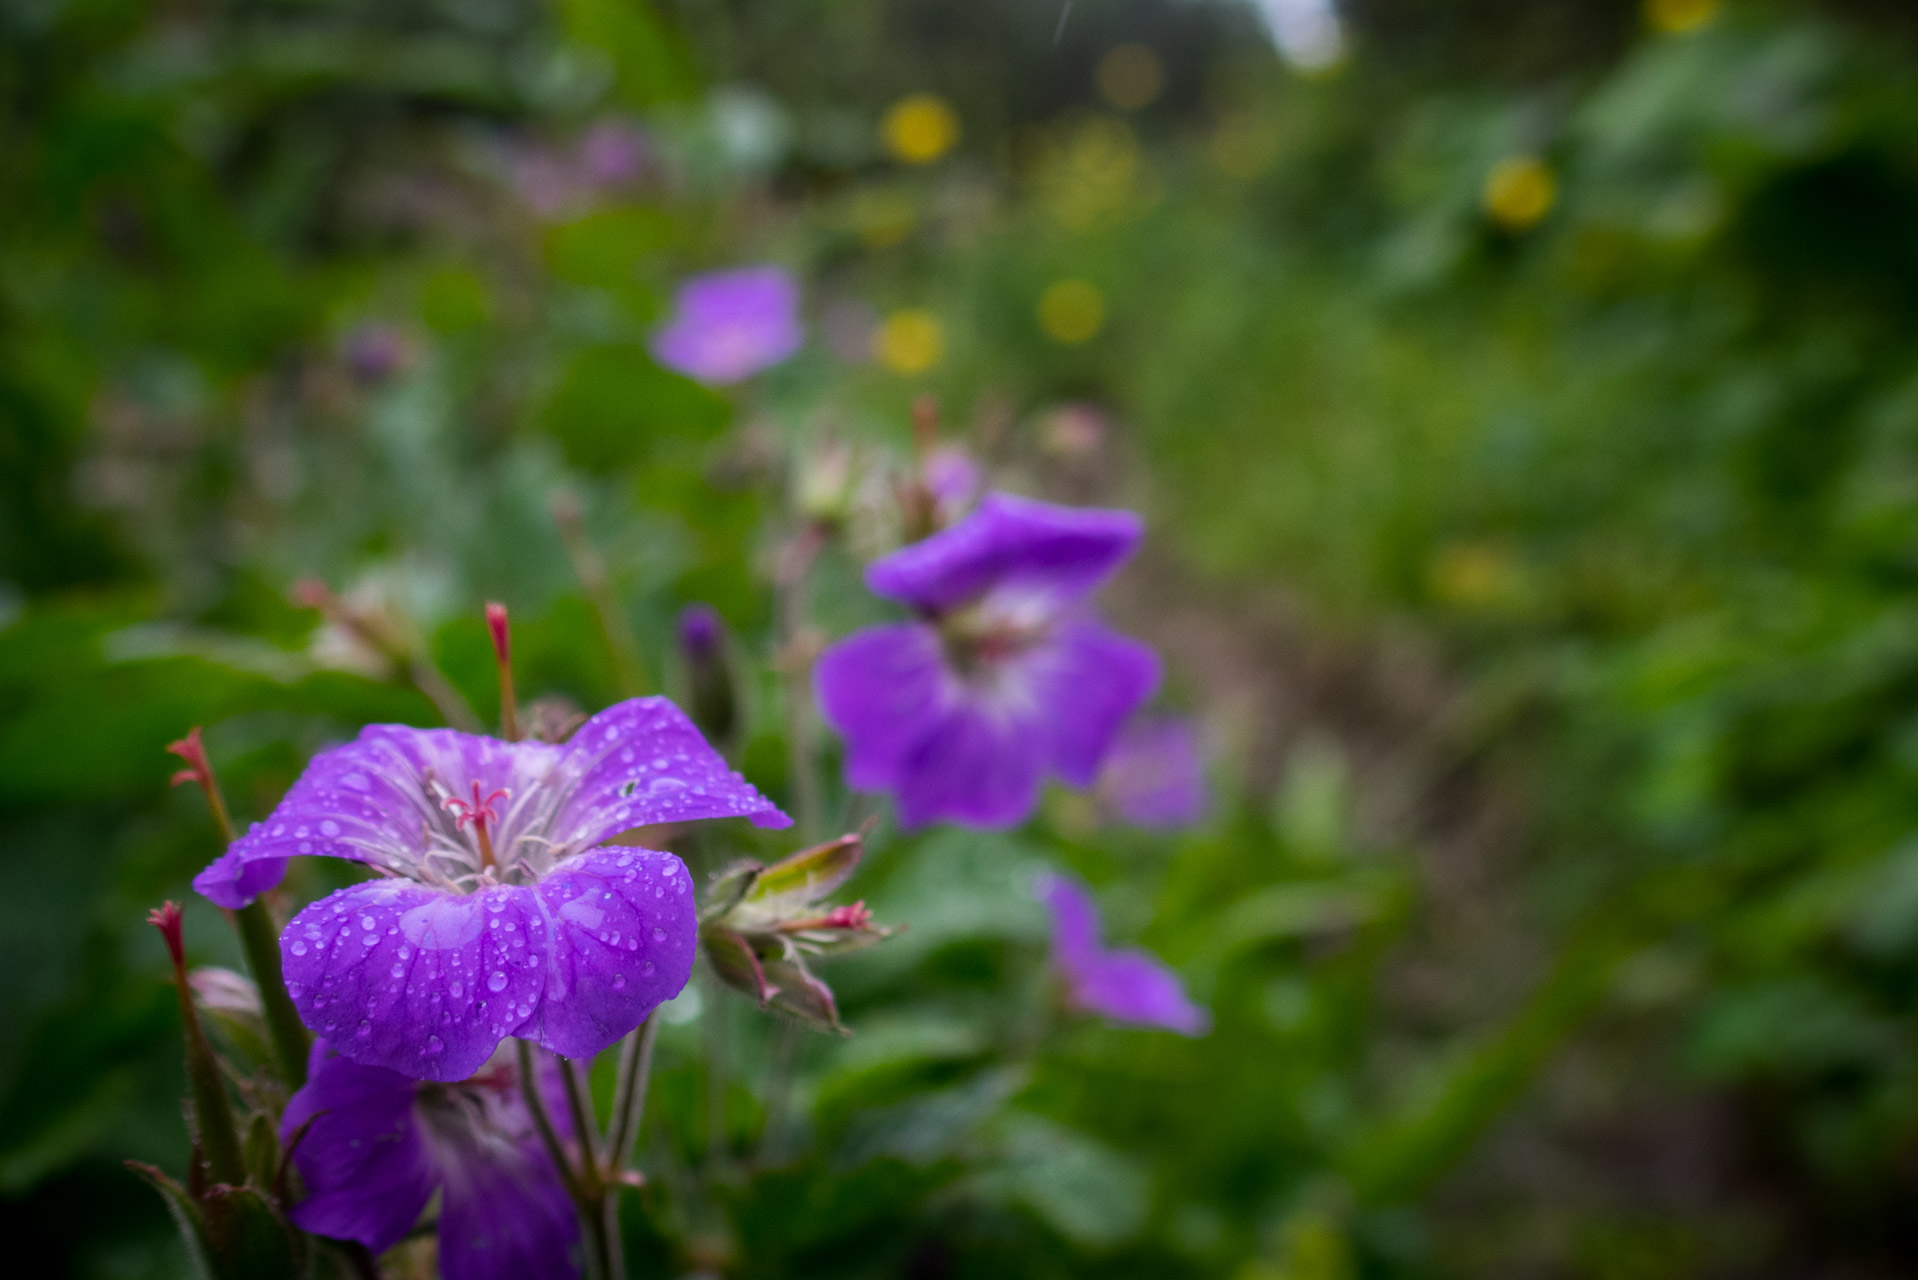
282 881 549 1082
1019 620 1161 787
551 697 790 848
281 1042 434 1253
195 725 563 907
865 493 1142 612
436 1144 581 1280
813 623 956 791
521 847 698 1060
892 695 1048 829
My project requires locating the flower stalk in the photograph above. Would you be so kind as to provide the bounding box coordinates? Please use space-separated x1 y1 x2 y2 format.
149 901 247 1187
486 601 521 742
168 729 310 1087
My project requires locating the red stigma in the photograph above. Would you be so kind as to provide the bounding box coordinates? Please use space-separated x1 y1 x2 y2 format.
443 780 509 835
147 901 185 968
824 901 873 930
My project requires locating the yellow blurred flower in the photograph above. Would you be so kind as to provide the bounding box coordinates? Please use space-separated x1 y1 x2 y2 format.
1482 155 1557 232
1097 43 1165 112
1429 540 1521 608
874 309 944 374
1645 0 1719 34
1038 280 1105 344
1038 115 1141 230
882 94 960 165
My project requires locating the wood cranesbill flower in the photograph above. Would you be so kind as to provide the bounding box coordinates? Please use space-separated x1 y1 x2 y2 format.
650 266 802 385
1037 872 1207 1035
193 698 789 1081
1097 714 1208 829
814 493 1160 828
282 1040 580 1280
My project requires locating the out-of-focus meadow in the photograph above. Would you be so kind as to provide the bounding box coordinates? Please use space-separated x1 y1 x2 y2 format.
7 0 1918 1275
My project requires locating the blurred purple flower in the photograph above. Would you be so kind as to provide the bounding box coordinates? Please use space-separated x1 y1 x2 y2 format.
651 267 803 385
1099 715 1207 829
920 446 980 526
815 493 1160 828
283 1040 579 1280
577 119 650 187
1037 872 1207 1034
341 323 410 384
193 698 789 1081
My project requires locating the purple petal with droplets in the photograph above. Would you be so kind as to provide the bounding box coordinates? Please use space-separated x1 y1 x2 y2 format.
281 1042 435 1253
282 880 549 1081
521 847 698 1060
195 725 563 908
551 697 790 847
865 492 1142 612
814 623 956 791
1019 620 1160 787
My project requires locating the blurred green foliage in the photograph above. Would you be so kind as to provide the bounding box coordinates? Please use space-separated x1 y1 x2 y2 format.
8 0 1918 1275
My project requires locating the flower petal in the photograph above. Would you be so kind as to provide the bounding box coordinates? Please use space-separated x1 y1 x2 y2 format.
282 880 549 1081
281 1042 435 1253
194 725 563 908
892 696 1048 829
1100 716 1207 829
1073 949 1210 1036
551 698 790 848
814 623 956 791
432 1118 580 1280
521 847 699 1060
1020 620 1160 787
1036 872 1104 980
865 493 1142 612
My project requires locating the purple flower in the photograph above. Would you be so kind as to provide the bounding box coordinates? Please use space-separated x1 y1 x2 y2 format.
650 267 803 385
193 697 789 1080
1037 872 1207 1035
814 493 1160 828
283 1040 579 1280
1098 716 1207 829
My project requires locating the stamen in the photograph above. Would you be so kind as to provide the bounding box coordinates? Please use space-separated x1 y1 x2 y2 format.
442 781 510 872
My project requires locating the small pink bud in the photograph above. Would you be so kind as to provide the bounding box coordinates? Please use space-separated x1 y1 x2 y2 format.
485 602 511 667
147 901 185 970
166 728 211 792
824 901 873 930
288 577 337 611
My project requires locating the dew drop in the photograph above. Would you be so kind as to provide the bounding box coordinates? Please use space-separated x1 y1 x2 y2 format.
489 971 508 992
360 915 377 931
355 1020 372 1039
290 941 308 956
652 927 666 942
320 820 341 837
450 981 463 997
641 960 654 976
612 974 625 991
423 1035 444 1057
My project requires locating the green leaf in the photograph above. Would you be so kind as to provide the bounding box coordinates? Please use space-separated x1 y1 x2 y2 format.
125 1161 216 1280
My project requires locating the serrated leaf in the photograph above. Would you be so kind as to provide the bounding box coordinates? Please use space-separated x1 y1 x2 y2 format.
750 833 863 912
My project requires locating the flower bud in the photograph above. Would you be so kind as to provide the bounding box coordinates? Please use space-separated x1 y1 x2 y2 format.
697 833 898 1033
677 604 738 748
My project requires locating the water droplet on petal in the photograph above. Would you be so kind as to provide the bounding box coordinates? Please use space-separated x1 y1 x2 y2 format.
652 927 666 942
489 971 508 992
423 1035 444 1057
290 941 308 956
356 1020 372 1039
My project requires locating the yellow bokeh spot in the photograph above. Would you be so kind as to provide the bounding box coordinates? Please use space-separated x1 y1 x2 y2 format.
882 94 960 165
1038 280 1105 344
875 309 944 374
1482 155 1557 232
1645 0 1719 34
1097 43 1165 112
1429 540 1521 608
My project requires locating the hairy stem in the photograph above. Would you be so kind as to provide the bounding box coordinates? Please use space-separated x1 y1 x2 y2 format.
234 900 310 1087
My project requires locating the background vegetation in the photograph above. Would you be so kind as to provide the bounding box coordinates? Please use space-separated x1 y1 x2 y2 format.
6 0 1918 1275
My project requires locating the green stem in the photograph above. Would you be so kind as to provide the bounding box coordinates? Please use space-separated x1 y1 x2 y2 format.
516 1040 588 1206
235 900 309 1087
603 1014 660 1172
